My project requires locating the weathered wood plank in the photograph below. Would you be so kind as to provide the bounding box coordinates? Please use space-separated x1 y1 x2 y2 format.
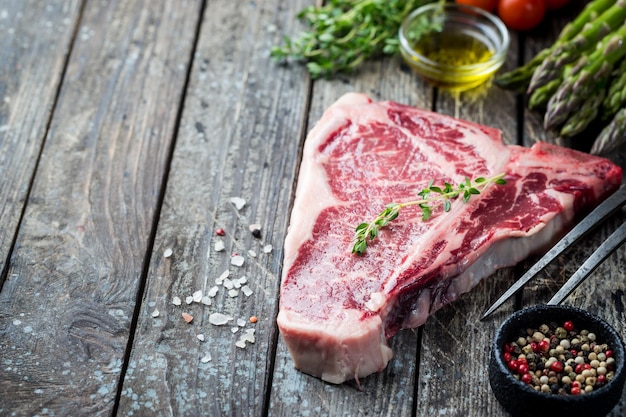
0 0 80 284
0 0 200 415
116 0 312 415
269 56 433 417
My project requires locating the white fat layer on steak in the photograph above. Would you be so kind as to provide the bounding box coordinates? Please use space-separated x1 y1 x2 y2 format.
400 208 570 330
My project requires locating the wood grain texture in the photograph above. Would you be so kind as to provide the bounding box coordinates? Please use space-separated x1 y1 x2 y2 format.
0 0 200 414
117 0 311 415
0 0 81 284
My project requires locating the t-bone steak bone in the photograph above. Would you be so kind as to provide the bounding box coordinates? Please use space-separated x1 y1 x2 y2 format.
277 93 622 384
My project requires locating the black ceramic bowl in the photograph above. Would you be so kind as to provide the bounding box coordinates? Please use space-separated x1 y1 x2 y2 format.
489 305 626 417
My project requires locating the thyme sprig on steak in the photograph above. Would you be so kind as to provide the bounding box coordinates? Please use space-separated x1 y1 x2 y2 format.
352 173 507 255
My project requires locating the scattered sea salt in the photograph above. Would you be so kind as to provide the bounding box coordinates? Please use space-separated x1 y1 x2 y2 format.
197 334 205 342
231 327 239 334
214 240 225 252
235 340 246 348
237 318 246 327
230 255 244 267
230 197 246 210
201 354 212 363
209 312 232 326
263 244 273 254
247 250 256 258
151 309 159 318
163 248 173 258
185 296 194 305
241 285 253 297
201 296 212 306
172 296 182 306
228 289 238 298
193 290 203 303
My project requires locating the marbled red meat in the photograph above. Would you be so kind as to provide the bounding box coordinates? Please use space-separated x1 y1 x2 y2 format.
277 93 622 384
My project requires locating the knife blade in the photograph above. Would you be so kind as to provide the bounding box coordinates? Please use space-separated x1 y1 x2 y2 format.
481 184 626 320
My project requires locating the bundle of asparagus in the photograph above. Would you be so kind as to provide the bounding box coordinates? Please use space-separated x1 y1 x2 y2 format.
495 0 626 154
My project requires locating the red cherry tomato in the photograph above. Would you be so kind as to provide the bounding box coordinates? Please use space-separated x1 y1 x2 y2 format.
545 0 571 10
497 0 546 32
455 0 499 13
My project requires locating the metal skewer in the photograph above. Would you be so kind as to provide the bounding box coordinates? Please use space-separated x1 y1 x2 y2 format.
548 220 626 305
481 185 626 320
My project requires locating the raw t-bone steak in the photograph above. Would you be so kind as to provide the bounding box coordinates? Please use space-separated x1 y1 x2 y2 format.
277 93 622 384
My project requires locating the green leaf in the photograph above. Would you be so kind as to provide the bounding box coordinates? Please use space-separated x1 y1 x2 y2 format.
469 187 480 195
475 177 486 183
444 199 451 212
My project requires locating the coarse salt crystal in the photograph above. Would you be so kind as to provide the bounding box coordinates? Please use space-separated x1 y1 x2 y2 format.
233 279 241 289
197 334 205 342
223 278 233 290
237 318 246 327
201 296 212 306
151 309 160 318
247 250 256 258
209 312 232 326
163 248 173 258
230 197 246 210
193 290 203 303
216 270 229 284
228 289 238 298
185 296 194 305
238 276 247 284
230 255 244 267
243 329 256 343
241 285 253 297
172 296 182 306
208 286 219 297
214 240 225 252
235 328 256 348
201 354 212 363
231 327 239 334
263 244 272 254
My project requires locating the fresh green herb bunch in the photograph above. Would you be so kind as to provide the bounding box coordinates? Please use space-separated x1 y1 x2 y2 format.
271 0 438 79
352 174 506 255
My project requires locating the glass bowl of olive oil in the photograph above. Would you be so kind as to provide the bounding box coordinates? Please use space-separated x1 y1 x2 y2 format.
399 3 509 92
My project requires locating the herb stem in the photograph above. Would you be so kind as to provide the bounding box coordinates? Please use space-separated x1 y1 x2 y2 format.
352 173 507 255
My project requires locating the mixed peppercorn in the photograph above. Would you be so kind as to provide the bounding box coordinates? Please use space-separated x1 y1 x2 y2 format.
503 320 616 395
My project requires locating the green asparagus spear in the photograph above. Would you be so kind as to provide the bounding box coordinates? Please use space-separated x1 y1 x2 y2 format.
560 89 606 137
494 0 617 92
544 26 626 131
601 58 626 118
528 79 562 110
528 0 626 94
590 107 626 154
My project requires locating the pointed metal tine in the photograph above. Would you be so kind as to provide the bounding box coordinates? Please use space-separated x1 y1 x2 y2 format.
548 220 626 305
481 185 626 320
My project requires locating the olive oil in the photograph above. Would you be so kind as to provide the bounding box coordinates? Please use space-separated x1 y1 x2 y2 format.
412 30 494 67
403 28 501 92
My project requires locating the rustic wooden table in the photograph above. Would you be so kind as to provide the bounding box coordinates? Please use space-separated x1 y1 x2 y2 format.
0 0 624 416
